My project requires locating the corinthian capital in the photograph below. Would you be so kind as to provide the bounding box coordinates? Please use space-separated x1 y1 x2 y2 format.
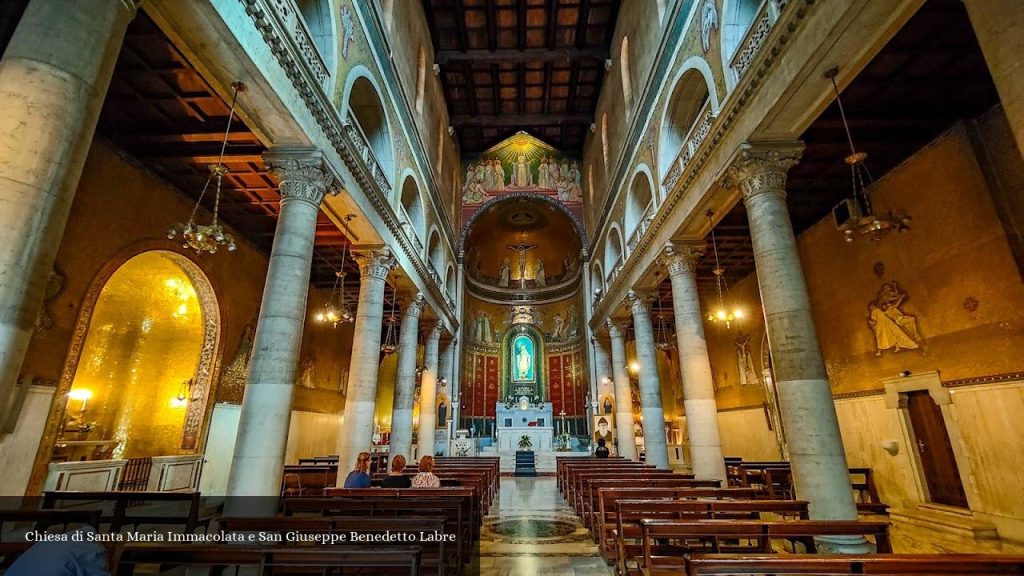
731 141 804 202
627 290 653 317
402 293 426 319
425 322 446 341
353 248 396 280
661 242 705 277
264 148 341 206
605 319 628 339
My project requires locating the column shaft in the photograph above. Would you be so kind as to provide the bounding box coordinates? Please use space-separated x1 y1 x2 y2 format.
736 142 859 525
0 0 137 423
337 250 395 470
417 325 443 457
226 151 334 509
606 321 637 460
629 292 669 469
663 245 727 482
388 295 424 461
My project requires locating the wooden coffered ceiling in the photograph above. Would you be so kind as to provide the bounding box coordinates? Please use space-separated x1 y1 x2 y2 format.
423 0 621 154
96 13 361 292
651 0 999 320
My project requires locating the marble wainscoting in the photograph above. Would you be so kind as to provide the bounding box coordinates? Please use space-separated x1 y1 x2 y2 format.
475 477 612 576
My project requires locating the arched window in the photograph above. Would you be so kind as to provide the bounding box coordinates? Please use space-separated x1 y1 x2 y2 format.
601 113 610 171
591 261 605 297
416 46 427 114
428 228 443 274
296 0 336 73
604 227 624 276
722 0 761 69
400 176 425 242
658 68 711 180
436 118 445 175
445 264 456 300
587 164 595 205
620 36 633 112
347 76 394 185
625 172 654 241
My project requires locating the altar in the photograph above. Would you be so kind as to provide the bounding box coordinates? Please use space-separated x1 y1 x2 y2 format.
495 399 554 452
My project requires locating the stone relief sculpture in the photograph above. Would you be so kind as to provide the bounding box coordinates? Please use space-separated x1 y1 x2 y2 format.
868 281 923 355
700 0 718 53
733 333 760 386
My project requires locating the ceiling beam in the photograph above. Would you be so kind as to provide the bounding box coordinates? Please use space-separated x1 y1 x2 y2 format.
434 47 609 65
451 113 592 127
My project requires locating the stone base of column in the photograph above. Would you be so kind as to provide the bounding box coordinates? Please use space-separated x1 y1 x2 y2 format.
614 410 636 460
814 535 874 554
683 398 727 482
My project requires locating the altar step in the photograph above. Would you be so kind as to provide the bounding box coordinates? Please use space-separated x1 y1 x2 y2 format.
515 451 536 477
481 446 591 474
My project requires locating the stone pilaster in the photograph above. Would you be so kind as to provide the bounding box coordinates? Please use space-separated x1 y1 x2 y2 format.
661 243 727 482
337 248 396 470
417 323 445 457
0 0 139 425
225 149 337 511
734 142 862 539
606 320 637 460
628 290 669 469
388 293 425 461
962 0 1024 155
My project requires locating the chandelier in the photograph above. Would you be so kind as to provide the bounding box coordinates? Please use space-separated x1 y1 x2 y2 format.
380 286 399 356
705 211 744 329
654 292 675 351
825 67 910 242
167 82 245 254
314 244 354 327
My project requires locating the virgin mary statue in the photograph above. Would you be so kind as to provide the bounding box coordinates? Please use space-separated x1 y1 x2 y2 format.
516 342 532 380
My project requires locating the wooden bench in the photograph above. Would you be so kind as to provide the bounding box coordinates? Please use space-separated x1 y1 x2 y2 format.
563 462 655 500
116 544 421 575
571 470 675 512
282 464 336 496
684 554 1024 575
728 461 890 513
609 500 809 574
218 515 452 576
638 519 892 576
41 491 216 533
580 478 719 527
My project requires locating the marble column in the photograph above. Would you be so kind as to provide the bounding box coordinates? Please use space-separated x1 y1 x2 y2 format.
225 150 336 509
417 323 444 457
591 336 614 403
628 291 670 469
963 0 1024 154
734 142 862 537
606 320 637 460
337 249 396 470
661 244 727 482
0 0 139 424
439 336 457 450
388 293 425 461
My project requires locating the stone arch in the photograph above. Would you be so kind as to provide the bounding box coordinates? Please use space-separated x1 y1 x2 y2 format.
427 226 444 274
342 67 395 185
444 263 456 300
625 165 656 241
658 58 717 182
720 0 761 85
296 0 337 92
604 223 625 277
620 36 633 111
458 191 588 250
591 260 605 296
400 174 426 244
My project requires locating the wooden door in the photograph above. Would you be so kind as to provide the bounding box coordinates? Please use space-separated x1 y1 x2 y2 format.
905 391 969 508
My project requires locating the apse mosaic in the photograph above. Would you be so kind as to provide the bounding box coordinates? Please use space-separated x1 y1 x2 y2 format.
461 132 584 223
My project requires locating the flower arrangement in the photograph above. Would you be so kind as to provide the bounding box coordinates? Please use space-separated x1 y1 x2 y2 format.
517 434 533 451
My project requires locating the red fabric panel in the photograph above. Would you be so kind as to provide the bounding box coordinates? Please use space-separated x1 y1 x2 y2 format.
485 356 498 417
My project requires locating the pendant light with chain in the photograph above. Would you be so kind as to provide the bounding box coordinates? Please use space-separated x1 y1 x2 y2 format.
167 82 245 254
705 211 744 329
314 243 354 327
380 285 399 356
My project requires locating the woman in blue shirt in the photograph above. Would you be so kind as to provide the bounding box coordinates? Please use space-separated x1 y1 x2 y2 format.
342 451 372 488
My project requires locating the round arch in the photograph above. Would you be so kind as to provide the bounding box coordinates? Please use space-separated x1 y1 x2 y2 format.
720 0 762 87
399 174 426 244
341 67 395 185
657 58 717 183
296 0 338 95
591 260 605 296
444 263 457 300
427 225 444 273
625 165 656 240
458 191 588 250
604 223 625 277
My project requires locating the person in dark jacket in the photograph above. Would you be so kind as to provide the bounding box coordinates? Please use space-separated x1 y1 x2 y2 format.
594 438 610 458
342 451 372 488
381 454 412 488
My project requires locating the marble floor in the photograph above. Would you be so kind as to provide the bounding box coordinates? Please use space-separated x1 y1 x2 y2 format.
474 476 612 576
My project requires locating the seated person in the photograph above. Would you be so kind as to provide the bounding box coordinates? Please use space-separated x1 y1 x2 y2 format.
411 455 441 488
381 454 412 488
594 437 610 458
342 451 372 488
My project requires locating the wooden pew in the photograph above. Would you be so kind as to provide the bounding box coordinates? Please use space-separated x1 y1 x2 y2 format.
561 461 652 498
580 478 718 527
728 461 890 513
557 457 632 494
218 515 452 576
41 491 216 533
594 487 761 556
570 469 673 511
609 500 809 574
638 519 892 576
116 544 421 575
684 554 1024 575
282 463 336 496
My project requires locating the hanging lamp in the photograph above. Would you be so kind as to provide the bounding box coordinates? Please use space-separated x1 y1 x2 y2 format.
705 211 744 329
